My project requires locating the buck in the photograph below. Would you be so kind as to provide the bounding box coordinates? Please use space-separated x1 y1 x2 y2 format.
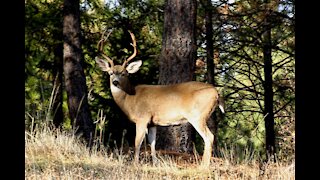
95 30 225 167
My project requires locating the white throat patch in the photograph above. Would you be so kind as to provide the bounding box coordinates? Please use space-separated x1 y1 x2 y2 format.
110 84 122 94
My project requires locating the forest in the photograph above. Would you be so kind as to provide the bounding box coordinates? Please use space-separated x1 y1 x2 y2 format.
25 0 295 178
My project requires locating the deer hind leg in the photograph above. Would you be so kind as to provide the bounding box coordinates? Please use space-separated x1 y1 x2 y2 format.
189 120 214 167
147 126 158 165
134 122 148 165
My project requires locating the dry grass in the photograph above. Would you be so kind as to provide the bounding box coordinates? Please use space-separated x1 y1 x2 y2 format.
25 125 294 180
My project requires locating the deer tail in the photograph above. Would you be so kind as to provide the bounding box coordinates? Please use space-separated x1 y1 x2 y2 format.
217 95 225 114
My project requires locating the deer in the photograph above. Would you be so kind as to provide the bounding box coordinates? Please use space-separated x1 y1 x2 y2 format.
95 30 225 167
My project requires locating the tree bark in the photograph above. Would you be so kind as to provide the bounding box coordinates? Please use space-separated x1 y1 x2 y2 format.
204 0 214 86
156 0 197 153
263 10 276 161
63 0 94 147
203 0 220 154
52 43 64 128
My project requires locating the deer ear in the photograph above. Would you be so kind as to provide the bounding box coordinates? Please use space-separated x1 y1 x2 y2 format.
126 60 142 74
95 57 111 72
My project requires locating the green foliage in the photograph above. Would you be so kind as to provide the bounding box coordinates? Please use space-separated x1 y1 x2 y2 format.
196 0 294 160
25 0 64 126
26 0 165 147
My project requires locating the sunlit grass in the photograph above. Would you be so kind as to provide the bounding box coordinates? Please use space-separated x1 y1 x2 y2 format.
25 121 294 180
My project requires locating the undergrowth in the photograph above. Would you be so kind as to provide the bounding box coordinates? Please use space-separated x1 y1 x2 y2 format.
25 119 294 180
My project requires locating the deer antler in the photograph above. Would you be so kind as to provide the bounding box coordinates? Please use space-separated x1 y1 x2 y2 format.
97 29 114 67
122 31 137 68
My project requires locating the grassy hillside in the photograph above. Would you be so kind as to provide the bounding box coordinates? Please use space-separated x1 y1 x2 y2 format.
25 124 294 179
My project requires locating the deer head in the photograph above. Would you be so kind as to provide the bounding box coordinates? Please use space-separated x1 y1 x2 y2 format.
95 30 142 94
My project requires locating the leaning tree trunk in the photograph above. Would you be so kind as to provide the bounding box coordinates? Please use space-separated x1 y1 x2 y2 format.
262 10 276 161
156 0 197 153
63 0 94 147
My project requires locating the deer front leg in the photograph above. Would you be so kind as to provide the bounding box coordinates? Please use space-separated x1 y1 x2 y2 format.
147 126 157 165
134 123 147 165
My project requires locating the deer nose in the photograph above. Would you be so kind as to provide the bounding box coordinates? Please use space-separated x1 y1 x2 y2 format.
113 80 120 87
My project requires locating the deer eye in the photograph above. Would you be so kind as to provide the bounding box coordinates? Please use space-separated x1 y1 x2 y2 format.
109 71 114 76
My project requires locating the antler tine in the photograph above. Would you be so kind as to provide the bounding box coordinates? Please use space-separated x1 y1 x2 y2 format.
122 31 137 67
97 29 114 67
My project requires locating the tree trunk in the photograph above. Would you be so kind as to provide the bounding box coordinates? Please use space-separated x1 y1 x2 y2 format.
203 0 220 155
156 0 197 153
263 10 276 161
204 0 214 86
63 0 94 147
52 43 64 128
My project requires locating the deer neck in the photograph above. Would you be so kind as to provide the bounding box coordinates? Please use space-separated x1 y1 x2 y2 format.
110 80 136 111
